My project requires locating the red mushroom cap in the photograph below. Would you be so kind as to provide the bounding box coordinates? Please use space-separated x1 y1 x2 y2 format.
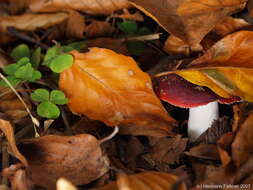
153 74 241 108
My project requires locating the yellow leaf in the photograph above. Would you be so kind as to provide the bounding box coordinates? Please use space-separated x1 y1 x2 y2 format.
59 48 176 136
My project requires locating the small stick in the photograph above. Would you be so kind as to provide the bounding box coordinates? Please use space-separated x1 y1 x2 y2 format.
120 33 161 42
7 27 49 49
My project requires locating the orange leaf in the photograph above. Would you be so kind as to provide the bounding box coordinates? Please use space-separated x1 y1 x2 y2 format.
92 171 186 190
130 0 246 45
59 48 176 136
29 0 130 14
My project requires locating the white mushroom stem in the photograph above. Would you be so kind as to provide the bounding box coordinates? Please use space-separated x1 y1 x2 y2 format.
188 101 219 141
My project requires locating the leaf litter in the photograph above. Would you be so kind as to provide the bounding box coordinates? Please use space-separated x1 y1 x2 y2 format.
1 1 253 190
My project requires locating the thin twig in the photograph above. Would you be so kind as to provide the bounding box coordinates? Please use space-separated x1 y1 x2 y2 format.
7 27 49 49
120 33 161 42
60 107 72 135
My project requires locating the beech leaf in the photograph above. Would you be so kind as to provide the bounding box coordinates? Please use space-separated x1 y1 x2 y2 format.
59 48 176 136
130 0 247 45
29 0 130 14
18 134 109 189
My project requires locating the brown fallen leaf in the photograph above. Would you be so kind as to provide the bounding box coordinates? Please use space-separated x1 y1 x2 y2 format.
92 171 186 190
213 16 250 37
163 35 203 55
59 48 176 136
112 9 144 21
217 132 234 167
65 10 86 39
232 112 253 168
0 119 27 166
148 135 187 165
0 13 68 32
8 0 29 14
86 21 114 38
29 0 130 14
186 144 220 161
18 134 109 189
248 0 253 18
130 0 246 45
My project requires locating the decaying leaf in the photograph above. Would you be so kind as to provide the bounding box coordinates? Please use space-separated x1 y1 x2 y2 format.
92 172 186 190
86 21 114 38
130 0 246 45
156 31 253 103
148 135 187 165
0 13 68 32
0 119 27 166
59 48 176 136
29 0 130 14
65 11 86 39
232 112 253 168
213 16 250 37
18 134 109 189
186 144 220 160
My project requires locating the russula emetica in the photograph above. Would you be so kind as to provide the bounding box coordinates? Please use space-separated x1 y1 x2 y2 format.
153 74 240 141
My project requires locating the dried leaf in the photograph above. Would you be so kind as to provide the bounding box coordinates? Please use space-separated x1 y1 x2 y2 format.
248 0 253 18
186 144 220 160
0 119 28 166
86 21 114 38
232 112 253 168
65 11 86 39
130 0 246 45
18 134 109 189
8 0 29 14
213 17 250 36
148 135 187 165
0 13 68 32
163 35 203 55
92 171 187 190
29 0 130 14
59 48 176 136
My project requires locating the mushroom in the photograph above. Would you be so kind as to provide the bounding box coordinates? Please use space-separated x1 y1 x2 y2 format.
153 74 240 141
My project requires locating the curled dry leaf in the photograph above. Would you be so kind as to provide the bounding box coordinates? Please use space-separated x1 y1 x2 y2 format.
232 112 253 168
29 0 130 14
130 0 246 45
213 16 250 37
186 144 220 160
156 31 253 103
92 171 186 190
86 21 114 38
0 13 68 32
59 48 176 136
163 35 203 55
18 134 109 189
65 11 86 39
0 119 28 167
